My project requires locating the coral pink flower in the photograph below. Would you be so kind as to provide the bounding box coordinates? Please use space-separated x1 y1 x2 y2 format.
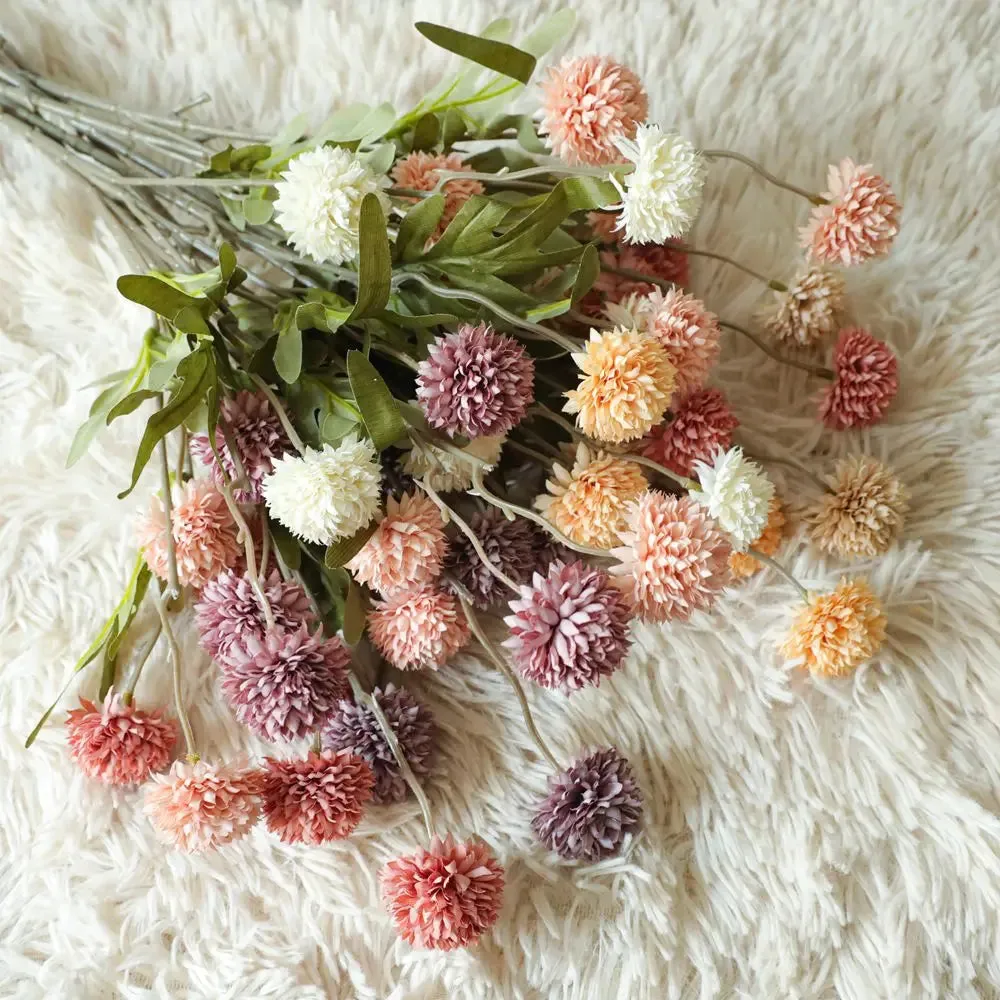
640 388 739 477
66 693 177 785
540 56 648 166
801 158 901 266
819 327 899 430
368 588 470 670
261 750 374 845
380 835 505 950
391 152 485 242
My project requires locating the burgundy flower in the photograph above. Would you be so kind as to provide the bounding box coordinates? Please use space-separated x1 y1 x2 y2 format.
641 388 739 477
819 327 899 430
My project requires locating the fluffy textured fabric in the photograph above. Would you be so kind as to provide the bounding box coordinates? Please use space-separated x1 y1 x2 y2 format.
1 1 999 998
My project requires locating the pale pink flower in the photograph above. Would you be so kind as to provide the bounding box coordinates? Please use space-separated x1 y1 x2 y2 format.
368 588 470 670
391 152 485 242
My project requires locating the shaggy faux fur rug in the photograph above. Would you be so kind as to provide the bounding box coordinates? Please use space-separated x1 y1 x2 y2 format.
2 1 1000 997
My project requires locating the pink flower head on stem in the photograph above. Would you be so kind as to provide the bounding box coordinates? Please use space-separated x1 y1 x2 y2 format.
640 388 739 477
819 327 899 430
368 587 470 670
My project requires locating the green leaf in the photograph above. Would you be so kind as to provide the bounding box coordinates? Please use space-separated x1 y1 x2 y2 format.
525 298 571 322
421 195 506 259
324 519 379 569
347 350 407 451
320 410 360 443
271 113 309 150
273 323 303 384
411 113 440 151
106 388 158 424
242 197 274 225
395 194 446 262
219 195 246 231
361 142 396 177
99 562 152 699
519 9 576 57
67 379 133 467
440 108 467 148
348 194 392 320
269 522 302 572
146 333 192 391
571 244 600 305
484 113 547 154
415 22 537 85
342 579 369 646
117 275 212 336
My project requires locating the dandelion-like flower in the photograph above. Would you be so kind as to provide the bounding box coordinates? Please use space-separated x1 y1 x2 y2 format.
66 693 177 785
806 457 908 558
535 442 648 550
641 388 739 478
380 835 505 950
761 267 845 347
782 578 887 677
221 625 351 743
368 587 470 670
820 327 899 430
691 447 775 552
347 491 447 597
728 495 786 579
261 750 374 845
612 125 706 244
323 684 437 804
564 327 675 444
391 152 485 241
533 747 643 861
416 324 534 439
144 758 265 853
801 158 901 266
610 491 730 622
262 436 381 546
539 55 648 166
402 435 505 493
504 560 631 693
274 145 390 265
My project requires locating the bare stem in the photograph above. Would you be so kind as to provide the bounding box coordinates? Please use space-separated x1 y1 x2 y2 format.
122 619 162 702
742 447 828 493
152 584 196 759
620 452 700 492
175 426 188 485
750 550 810 601
667 244 787 291
602 263 677 293
701 149 827 205
720 320 835 379
248 373 306 453
259 518 271 579
529 403 578 439
155 395 180 601
112 175 279 188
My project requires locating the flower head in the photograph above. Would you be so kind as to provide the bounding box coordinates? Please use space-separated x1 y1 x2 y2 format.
368 588 470 670
564 327 675 443
612 125 706 244
144 759 264 853
504 560 631 693
641 388 739 477
801 158 901 266
820 327 899 430
761 267 845 347
806 457 908 558
610 491 730 622
691 447 774 552
782 578 886 677
380 835 504 950
728 495 786 578
535 442 648 549
221 625 351 743
274 145 390 265
533 748 643 861
262 436 381 545
323 684 437 804
402 435 505 493
540 55 648 166
195 567 315 668
66 693 177 785
391 152 484 242
416 324 534 439
347 491 447 597
261 750 374 845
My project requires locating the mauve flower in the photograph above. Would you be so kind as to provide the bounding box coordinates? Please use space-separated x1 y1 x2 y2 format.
323 684 437 804
533 747 643 861
728 495 786 579
820 327 899 430
189 391 291 503
540 55 648 167
504 560 631 693
221 625 351 743
368 587 470 670
66 693 177 785
144 758 265 853
261 750 374 845
611 491 731 623
416 324 534 439
691 447 775 552
640 387 739 478
195 567 314 668
801 158 901 266
391 152 485 243
380 835 505 950
761 267 845 347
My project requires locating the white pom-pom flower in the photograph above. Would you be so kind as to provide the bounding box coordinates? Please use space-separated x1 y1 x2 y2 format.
262 435 381 545
274 146 389 264
611 125 706 244
690 447 774 552
402 435 505 493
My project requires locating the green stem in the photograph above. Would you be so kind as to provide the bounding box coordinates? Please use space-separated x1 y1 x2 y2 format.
624 452 700 492
122 620 162 702
155 394 180 601
701 149 827 205
248 373 306 453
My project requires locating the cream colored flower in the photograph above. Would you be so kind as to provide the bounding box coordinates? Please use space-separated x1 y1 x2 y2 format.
761 267 845 347
402 435 505 493
691 447 774 552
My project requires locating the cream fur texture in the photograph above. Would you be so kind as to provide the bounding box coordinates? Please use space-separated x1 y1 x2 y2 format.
2 1 1000 997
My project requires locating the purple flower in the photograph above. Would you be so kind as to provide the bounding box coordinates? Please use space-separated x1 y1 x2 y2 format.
416 323 534 439
533 747 643 861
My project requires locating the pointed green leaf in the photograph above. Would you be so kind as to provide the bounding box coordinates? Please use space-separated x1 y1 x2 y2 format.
411 113 440 151
571 244 600 305
242 197 274 225
348 194 392 320
274 324 303 384
415 22 536 85
519 9 576 57
117 275 212 335
67 378 133 467
500 176 619 246
347 350 406 451
342 579 369 646
324 518 379 569
146 333 192 391
106 388 158 424
396 194 446 262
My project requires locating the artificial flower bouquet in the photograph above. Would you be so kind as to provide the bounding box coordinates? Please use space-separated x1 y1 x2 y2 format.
2 10 907 951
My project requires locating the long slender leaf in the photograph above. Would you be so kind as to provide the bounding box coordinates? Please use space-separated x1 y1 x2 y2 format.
117 275 212 336
415 22 537 85
571 244 600 305
324 519 379 569
346 350 407 451
396 195 446 262
342 579 369 646
348 195 392 320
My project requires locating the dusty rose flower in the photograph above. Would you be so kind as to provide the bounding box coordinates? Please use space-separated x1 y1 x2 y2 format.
380 835 505 950
504 560 631 693
728 495 786 579
221 625 351 743
640 388 739 478
801 158 901 266
540 55 648 166
533 747 643 861
391 152 485 242
261 750 374 845
611 491 731 623
144 758 265 853
136 478 241 591
820 327 899 430
368 587 470 670
348 491 447 597
781 577 887 677
66 693 177 785
762 267 845 347
195 567 314 668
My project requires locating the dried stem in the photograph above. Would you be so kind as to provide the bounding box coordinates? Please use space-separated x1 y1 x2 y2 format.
701 149 827 205
617 451 700 492
667 244 787 291
720 320 834 379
